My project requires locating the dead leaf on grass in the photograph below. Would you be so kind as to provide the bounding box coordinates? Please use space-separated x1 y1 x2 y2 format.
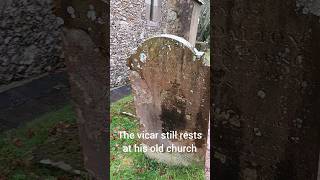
12 138 22 147
27 129 35 138
121 157 133 167
160 168 166 176
136 168 145 174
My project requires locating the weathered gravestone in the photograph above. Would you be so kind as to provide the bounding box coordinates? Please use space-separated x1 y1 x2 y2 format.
127 34 210 166
212 0 320 179
53 1 108 179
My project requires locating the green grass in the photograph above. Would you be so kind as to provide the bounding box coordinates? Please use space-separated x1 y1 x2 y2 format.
110 95 205 180
0 95 205 179
0 105 82 179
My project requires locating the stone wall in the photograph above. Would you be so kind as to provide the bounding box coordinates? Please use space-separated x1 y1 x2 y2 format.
0 0 63 85
0 0 203 88
0 0 204 88
110 0 168 88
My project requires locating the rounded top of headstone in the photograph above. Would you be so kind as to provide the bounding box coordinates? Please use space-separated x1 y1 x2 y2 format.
194 0 205 5
146 34 205 59
128 34 210 71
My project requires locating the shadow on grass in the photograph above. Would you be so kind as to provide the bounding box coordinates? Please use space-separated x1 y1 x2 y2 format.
0 105 86 179
0 94 205 179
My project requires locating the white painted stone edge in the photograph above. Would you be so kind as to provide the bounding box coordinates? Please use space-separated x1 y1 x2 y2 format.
154 34 204 57
144 34 209 66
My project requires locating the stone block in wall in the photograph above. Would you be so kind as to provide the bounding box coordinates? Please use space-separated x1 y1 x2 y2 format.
0 0 63 85
110 0 168 88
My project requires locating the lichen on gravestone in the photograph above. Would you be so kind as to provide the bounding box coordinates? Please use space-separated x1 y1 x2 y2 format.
54 0 108 179
127 34 210 166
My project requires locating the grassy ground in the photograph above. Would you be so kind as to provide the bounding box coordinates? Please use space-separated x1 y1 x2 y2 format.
0 105 84 179
0 95 205 179
110 96 205 180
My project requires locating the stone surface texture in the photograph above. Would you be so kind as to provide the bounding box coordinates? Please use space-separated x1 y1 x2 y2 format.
128 35 210 166
56 1 109 179
110 0 168 87
111 0 204 88
212 0 320 179
0 0 63 85
296 0 320 16
0 0 205 88
166 0 202 46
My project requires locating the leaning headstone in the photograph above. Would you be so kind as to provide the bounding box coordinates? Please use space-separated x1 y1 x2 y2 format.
54 1 108 179
127 34 210 166
212 0 320 179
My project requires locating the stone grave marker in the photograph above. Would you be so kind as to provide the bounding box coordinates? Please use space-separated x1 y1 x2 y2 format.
127 34 210 166
54 0 108 179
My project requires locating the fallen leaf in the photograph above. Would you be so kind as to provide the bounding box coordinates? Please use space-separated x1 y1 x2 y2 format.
27 129 35 138
12 138 22 147
12 159 24 167
160 168 166 176
136 168 145 174
122 157 133 167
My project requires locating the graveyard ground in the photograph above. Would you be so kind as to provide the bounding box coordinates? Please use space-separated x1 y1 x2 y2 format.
0 94 204 179
0 105 85 179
